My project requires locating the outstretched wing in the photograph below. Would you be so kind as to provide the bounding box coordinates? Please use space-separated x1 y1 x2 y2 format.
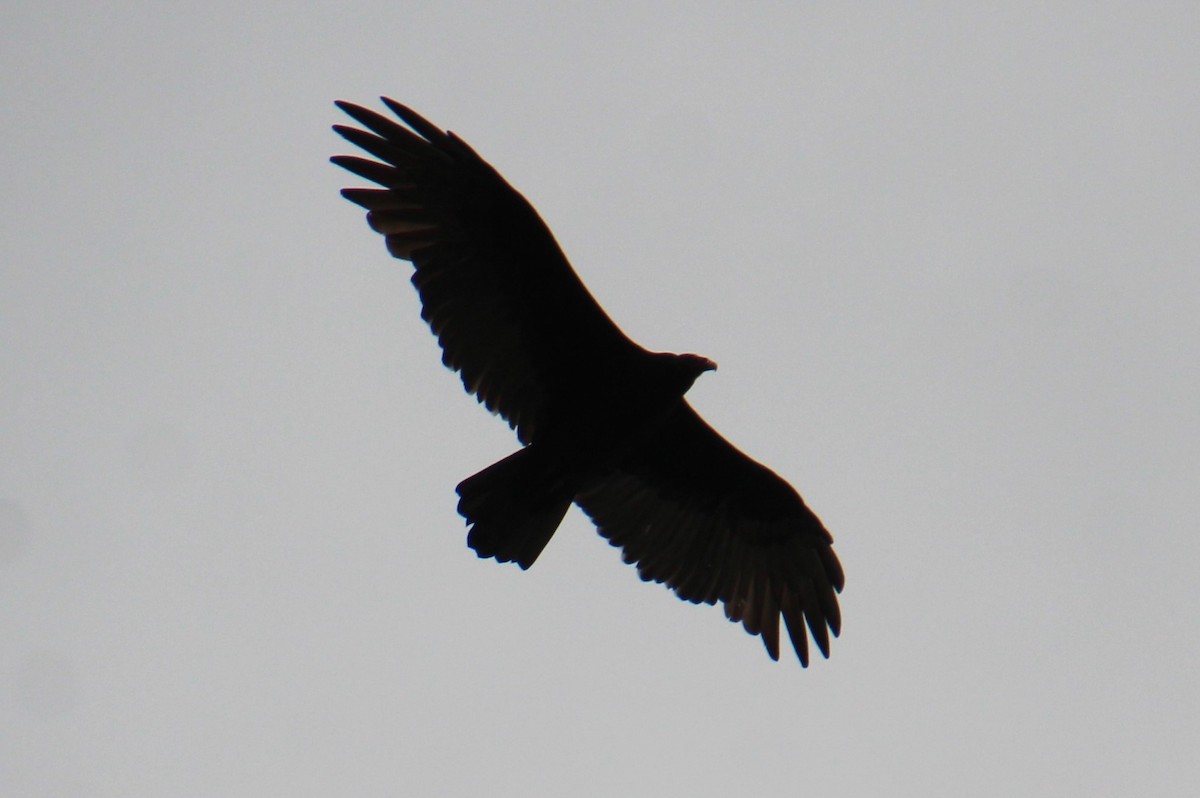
575 403 843 665
332 99 642 443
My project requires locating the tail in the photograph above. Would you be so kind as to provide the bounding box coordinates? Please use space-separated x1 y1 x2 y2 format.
456 448 574 569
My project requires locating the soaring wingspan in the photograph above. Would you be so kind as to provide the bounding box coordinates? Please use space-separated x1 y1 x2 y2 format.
332 99 643 442
576 403 843 664
333 99 844 665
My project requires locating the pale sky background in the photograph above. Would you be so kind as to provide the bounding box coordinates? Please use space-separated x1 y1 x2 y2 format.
3 2 1198 795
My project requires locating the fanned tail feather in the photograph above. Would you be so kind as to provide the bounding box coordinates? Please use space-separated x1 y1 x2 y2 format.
456 449 573 569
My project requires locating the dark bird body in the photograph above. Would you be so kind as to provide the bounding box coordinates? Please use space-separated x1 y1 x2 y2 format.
332 99 844 664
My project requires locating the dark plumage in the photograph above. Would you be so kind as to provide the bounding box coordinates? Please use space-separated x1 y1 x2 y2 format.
332 98 843 664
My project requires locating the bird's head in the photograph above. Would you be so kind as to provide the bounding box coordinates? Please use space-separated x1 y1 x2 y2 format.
683 353 718 376
673 353 718 393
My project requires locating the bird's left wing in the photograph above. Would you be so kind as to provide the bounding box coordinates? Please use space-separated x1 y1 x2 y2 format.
575 403 843 665
331 99 644 443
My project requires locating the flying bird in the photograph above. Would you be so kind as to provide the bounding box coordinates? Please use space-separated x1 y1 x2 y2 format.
331 99 843 665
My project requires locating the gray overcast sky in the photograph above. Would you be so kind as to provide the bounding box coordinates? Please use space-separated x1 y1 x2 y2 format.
3 2 1198 795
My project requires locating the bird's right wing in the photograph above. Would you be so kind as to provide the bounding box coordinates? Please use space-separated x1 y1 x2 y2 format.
332 99 641 443
575 402 843 665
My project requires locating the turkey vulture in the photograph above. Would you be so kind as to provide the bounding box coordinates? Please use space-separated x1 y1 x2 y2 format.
331 99 843 665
